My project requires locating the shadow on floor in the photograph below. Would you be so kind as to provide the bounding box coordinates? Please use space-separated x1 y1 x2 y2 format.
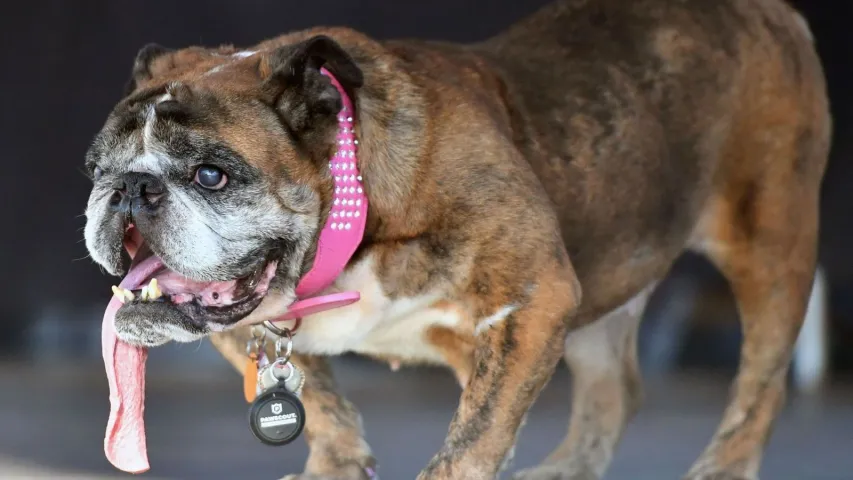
0 349 851 480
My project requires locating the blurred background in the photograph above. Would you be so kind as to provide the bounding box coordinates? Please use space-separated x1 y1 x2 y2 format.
1 0 852 478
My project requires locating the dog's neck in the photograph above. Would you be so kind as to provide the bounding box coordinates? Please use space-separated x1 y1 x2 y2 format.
264 68 370 324
271 48 432 324
332 40 431 244
294 67 368 299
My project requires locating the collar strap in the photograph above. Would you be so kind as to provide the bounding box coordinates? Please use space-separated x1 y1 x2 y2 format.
294 68 367 297
271 68 366 324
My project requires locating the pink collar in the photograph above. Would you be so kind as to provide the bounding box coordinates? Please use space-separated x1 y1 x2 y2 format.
270 68 366 324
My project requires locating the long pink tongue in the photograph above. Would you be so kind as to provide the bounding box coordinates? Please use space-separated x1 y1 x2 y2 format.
102 292 149 474
102 256 164 474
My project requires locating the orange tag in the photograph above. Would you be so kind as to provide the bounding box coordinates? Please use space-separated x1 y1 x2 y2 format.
243 353 258 403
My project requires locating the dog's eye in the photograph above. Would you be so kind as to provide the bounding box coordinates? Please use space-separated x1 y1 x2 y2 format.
194 165 227 190
92 166 104 181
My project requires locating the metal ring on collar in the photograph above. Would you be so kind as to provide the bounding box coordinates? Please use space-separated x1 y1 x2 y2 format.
251 324 267 340
246 325 268 355
272 331 293 364
263 320 292 338
269 358 295 382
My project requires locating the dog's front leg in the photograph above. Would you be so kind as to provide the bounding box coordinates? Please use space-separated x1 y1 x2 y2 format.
210 332 375 480
418 265 580 480
284 353 377 480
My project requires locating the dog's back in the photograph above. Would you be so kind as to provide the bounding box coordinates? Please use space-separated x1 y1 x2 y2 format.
470 0 829 316
364 0 827 318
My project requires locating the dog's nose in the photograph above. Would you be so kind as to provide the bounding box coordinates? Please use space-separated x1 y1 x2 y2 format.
110 172 166 215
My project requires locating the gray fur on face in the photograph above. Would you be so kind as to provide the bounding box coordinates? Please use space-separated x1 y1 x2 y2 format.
83 98 321 344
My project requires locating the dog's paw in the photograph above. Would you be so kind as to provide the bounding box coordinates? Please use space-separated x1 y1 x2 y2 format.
510 463 598 480
682 474 753 480
279 474 362 480
279 465 376 480
280 475 341 480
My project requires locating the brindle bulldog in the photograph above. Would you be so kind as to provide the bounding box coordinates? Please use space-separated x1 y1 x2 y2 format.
83 0 830 478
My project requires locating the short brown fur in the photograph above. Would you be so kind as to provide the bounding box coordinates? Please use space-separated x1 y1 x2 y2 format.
117 0 829 478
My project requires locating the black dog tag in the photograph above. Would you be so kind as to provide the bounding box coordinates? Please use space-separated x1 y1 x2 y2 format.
248 385 306 446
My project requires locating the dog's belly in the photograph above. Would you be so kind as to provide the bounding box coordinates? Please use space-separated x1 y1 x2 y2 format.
290 254 464 364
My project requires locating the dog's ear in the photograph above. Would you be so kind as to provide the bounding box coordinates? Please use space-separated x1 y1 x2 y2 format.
123 43 174 97
262 35 363 143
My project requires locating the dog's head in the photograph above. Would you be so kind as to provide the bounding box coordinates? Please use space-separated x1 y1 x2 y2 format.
83 35 364 346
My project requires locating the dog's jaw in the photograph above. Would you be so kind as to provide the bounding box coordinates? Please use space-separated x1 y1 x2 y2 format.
100 229 270 344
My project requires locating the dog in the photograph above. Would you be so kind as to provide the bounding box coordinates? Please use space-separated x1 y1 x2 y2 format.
82 0 830 478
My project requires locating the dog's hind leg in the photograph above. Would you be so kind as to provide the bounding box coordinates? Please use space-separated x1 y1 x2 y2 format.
682 89 829 480
682 184 823 479
511 286 652 480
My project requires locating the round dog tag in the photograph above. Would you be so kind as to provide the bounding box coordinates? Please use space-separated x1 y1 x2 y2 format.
248 386 306 446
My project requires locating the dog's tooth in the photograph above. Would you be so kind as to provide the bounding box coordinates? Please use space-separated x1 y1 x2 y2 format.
148 278 162 300
122 288 135 302
140 286 149 301
111 286 126 304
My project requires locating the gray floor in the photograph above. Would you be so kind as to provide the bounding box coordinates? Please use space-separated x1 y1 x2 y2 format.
0 347 851 480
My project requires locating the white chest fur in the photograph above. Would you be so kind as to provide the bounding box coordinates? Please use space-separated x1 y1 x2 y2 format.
289 255 463 364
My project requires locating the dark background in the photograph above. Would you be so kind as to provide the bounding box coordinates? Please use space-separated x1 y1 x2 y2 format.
1 0 852 367
1 1 853 478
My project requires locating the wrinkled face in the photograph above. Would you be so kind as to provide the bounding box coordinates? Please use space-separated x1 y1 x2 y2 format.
83 36 363 346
